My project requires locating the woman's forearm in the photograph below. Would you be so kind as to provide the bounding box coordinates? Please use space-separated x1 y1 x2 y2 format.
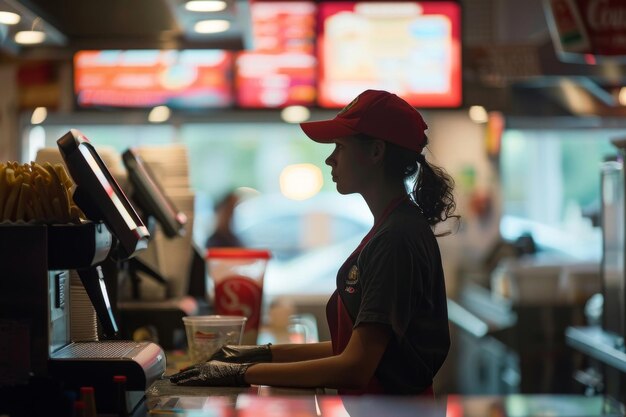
249 324 390 390
270 341 333 363
245 354 366 389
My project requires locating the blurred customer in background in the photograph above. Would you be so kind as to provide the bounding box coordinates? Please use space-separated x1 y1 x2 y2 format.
172 89 459 396
206 190 243 248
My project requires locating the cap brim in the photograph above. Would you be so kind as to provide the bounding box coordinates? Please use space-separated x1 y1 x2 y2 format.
300 119 358 143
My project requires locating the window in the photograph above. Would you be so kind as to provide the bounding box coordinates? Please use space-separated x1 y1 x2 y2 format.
500 128 622 260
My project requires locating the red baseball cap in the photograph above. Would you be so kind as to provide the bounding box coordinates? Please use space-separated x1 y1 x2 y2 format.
300 89 428 153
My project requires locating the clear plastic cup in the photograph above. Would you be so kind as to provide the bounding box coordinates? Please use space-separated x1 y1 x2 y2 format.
182 315 247 363
207 248 271 345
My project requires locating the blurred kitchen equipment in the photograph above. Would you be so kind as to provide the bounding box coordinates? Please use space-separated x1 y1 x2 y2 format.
566 138 626 404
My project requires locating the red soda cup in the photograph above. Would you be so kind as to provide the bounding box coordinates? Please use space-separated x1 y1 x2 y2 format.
207 248 271 344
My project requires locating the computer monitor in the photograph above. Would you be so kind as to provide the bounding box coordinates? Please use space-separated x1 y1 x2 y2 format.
57 129 150 260
122 148 187 238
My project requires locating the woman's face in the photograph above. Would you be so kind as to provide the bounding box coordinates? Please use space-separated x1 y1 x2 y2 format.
325 135 378 194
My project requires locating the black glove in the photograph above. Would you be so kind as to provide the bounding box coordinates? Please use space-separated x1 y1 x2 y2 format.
210 343 272 364
169 360 251 387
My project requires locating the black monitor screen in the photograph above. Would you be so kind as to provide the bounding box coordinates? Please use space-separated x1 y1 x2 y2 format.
122 148 187 238
57 129 150 259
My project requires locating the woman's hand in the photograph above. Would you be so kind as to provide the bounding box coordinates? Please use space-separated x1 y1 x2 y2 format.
169 361 252 386
210 343 272 364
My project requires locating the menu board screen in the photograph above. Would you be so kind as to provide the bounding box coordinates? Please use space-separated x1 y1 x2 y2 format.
317 1 462 108
235 1 318 108
74 50 234 109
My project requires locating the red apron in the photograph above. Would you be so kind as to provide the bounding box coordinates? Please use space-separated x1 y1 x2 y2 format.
325 196 434 397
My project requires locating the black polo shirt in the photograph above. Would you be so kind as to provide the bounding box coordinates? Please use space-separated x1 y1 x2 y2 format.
337 199 450 394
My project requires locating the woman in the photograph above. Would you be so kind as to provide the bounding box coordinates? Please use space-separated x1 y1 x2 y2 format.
171 89 459 395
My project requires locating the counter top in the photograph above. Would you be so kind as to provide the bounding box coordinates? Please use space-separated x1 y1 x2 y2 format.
146 378 322 407
144 378 624 417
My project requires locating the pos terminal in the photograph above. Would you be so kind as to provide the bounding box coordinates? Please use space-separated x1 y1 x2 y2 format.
117 148 205 350
0 129 166 414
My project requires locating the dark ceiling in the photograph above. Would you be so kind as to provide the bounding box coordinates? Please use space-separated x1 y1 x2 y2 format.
25 0 177 39
17 0 250 52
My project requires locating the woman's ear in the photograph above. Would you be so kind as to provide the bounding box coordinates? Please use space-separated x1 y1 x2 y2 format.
371 139 386 163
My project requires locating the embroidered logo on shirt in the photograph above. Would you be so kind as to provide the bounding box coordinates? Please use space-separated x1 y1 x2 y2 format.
346 265 359 285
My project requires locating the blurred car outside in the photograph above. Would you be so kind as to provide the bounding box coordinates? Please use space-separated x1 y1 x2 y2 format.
231 192 373 299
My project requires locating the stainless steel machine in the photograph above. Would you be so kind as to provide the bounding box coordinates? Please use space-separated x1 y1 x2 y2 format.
600 142 626 343
566 138 626 405
0 129 167 414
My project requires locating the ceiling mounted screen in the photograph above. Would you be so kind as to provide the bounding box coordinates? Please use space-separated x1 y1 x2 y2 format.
74 49 234 109
235 1 318 108
317 1 462 108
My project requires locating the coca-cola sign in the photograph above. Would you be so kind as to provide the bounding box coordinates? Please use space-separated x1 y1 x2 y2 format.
546 0 626 58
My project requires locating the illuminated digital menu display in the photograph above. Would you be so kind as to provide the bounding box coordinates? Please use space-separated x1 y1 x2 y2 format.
317 2 462 108
74 50 234 108
73 2 463 110
235 1 318 108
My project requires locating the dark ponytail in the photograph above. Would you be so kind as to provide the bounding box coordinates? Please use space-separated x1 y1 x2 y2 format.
379 135 460 236
413 152 459 235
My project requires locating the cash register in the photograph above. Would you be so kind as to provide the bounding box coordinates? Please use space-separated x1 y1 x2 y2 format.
0 129 167 414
